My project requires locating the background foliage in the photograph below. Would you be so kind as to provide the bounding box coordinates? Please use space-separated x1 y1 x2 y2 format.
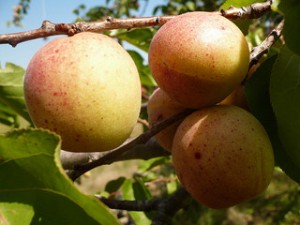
1 0 300 225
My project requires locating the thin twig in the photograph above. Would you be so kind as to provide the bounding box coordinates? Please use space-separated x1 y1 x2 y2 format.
151 187 191 225
95 186 191 222
97 196 160 211
244 19 284 83
138 117 149 127
61 137 168 170
249 19 284 68
60 150 95 169
221 0 272 19
0 16 175 47
68 109 194 181
0 0 273 47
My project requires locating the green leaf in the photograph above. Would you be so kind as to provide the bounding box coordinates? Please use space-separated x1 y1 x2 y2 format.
128 50 156 87
116 28 154 52
278 0 300 55
0 129 120 225
0 101 19 127
139 156 171 172
166 176 179 195
132 176 152 200
105 177 126 194
271 0 281 13
220 0 264 34
270 46 300 182
221 0 264 9
122 179 152 225
0 63 32 124
246 55 300 183
185 2 196 11
0 203 34 225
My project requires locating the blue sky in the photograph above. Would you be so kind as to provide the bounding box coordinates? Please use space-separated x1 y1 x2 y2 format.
0 0 156 69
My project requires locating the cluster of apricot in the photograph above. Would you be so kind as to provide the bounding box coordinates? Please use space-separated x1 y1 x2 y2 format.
147 12 274 208
24 11 274 209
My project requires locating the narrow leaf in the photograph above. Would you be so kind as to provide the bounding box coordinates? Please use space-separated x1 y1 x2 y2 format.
139 156 170 172
122 179 152 225
105 177 126 194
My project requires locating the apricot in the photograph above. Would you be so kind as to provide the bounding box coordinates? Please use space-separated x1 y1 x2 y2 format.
147 88 186 151
219 85 249 111
149 12 249 109
24 32 141 152
172 105 274 208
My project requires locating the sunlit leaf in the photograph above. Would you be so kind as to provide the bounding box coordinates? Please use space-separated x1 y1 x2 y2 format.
117 28 154 52
185 2 196 11
122 179 152 225
271 0 281 13
127 50 156 87
221 0 264 9
167 176 179 195
139 156 171 172
0 129 120 225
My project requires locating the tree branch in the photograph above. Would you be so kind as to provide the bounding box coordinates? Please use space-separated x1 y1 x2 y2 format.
98 196 160 212
249 19 284 69
61 138 168 170
0 0 273 47
67 109 194 181
242 19 284 83
151 188 191 225
0 16 175 47
96 186 191 225
221 0 272 19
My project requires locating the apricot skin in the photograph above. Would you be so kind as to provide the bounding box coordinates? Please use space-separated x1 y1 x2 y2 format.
24 32 141 152
172 105 274 209
147 88 186 151
149 12 250 109
219 85 249 111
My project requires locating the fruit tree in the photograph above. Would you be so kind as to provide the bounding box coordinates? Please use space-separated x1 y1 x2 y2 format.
0 0 300 225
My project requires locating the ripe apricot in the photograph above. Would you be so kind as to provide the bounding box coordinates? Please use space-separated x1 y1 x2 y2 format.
24 32 141 152
147 88 186 151
149 12 249 108
172 105 274 208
